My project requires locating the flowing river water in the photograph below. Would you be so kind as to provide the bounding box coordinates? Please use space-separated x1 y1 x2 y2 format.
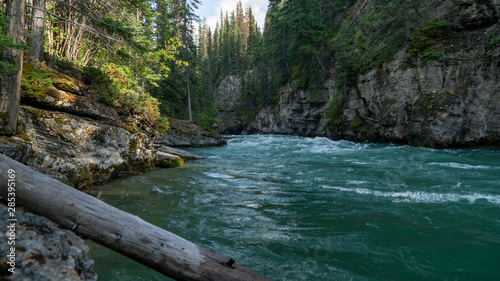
87 135 500 280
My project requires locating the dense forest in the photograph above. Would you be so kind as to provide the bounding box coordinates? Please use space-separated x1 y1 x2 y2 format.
1 0 206 133
2 0 499 133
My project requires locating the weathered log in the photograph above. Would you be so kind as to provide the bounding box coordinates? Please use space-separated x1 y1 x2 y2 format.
0 154 271 281
156 145 206 160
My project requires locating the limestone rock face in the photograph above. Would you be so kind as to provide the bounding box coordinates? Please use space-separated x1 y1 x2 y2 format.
455 0 499 29
0 204 97 281
213 75 245 134
345 49 500 147
246 83 333 137
6 106 156 189
156 117 227 147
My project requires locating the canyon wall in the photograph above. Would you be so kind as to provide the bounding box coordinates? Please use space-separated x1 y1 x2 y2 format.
242 1 500 147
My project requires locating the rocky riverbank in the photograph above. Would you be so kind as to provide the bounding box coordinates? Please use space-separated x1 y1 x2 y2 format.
0 59 226 280
0 60 225 189
0 204 97 280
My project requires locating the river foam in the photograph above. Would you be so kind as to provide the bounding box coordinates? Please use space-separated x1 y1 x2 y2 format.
322 185 500 204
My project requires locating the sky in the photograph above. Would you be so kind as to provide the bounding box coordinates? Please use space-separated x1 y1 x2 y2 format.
196 0 269 32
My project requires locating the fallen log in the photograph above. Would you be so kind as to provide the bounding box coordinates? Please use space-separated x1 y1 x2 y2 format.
156 145 206 160
0 154 271 281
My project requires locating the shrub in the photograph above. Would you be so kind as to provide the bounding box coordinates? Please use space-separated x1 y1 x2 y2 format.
407 19 452 62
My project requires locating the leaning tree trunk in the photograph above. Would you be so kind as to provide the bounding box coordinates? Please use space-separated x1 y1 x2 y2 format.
29 0 46 61
0 154 272 281
0 0 25 136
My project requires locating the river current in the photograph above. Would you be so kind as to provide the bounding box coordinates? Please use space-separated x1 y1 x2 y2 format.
87 135 500 280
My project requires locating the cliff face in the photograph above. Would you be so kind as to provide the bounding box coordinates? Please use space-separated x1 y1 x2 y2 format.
213 75 246 134
156 117 226 147
244 0 500 148
245 82 333 137
340 49 500 147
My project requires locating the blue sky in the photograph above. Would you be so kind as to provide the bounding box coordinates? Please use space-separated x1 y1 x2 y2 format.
196 0 269 32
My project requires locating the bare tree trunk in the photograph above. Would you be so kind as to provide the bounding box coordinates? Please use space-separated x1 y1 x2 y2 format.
0 0 25 136
29 0 46 61
280 39 291 76
312 44 328 75
0 154 272 281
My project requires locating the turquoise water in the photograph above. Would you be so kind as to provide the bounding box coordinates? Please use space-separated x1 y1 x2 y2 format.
87 135 500 280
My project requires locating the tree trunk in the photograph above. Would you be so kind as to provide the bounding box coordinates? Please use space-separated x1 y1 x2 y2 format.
312 44 328 75
0 154 271 281
280 39 291 76
186 66 193 122
29 0 46 61
0 0 25 136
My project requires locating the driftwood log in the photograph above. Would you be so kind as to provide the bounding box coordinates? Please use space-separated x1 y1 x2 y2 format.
0 154 271 281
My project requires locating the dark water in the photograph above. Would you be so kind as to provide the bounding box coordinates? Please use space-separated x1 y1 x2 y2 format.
86 135 500 280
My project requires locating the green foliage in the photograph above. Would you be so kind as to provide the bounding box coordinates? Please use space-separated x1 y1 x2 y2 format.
83 63 169 132
324 92 345 129
20 62 54 98
407 19 452 62
350 116 364 128
0 13 29 71
488 30 500 47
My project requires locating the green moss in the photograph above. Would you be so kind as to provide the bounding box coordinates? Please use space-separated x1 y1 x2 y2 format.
178 129 197 135
21 62 54 99
360 125 374 133
58 178 73 186
89 163 96 170
79 168 87 177
171 157 184 167
54 116 68 125
15 144 27 150
129 138 138 152
118 123 139 134
24 107 42 120
350 116 364 128
19 134 32 142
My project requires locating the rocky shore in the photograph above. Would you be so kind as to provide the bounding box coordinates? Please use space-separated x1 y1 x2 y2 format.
0 204 97 280
0 60 225 280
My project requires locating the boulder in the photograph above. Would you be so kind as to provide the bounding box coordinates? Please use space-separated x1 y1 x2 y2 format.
157 117 227 147
155 151 184 168
3 106 156 189
456 0 499 29
0 204 97 281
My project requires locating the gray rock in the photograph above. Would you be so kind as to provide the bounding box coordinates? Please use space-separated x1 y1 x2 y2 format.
5 106 156 189
0 204 97 281
246 83 333 137
213 75 245 134
456 0 499 29
157 117 227 147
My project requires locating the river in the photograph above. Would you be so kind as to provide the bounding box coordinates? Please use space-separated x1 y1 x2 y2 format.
87 135 500 280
